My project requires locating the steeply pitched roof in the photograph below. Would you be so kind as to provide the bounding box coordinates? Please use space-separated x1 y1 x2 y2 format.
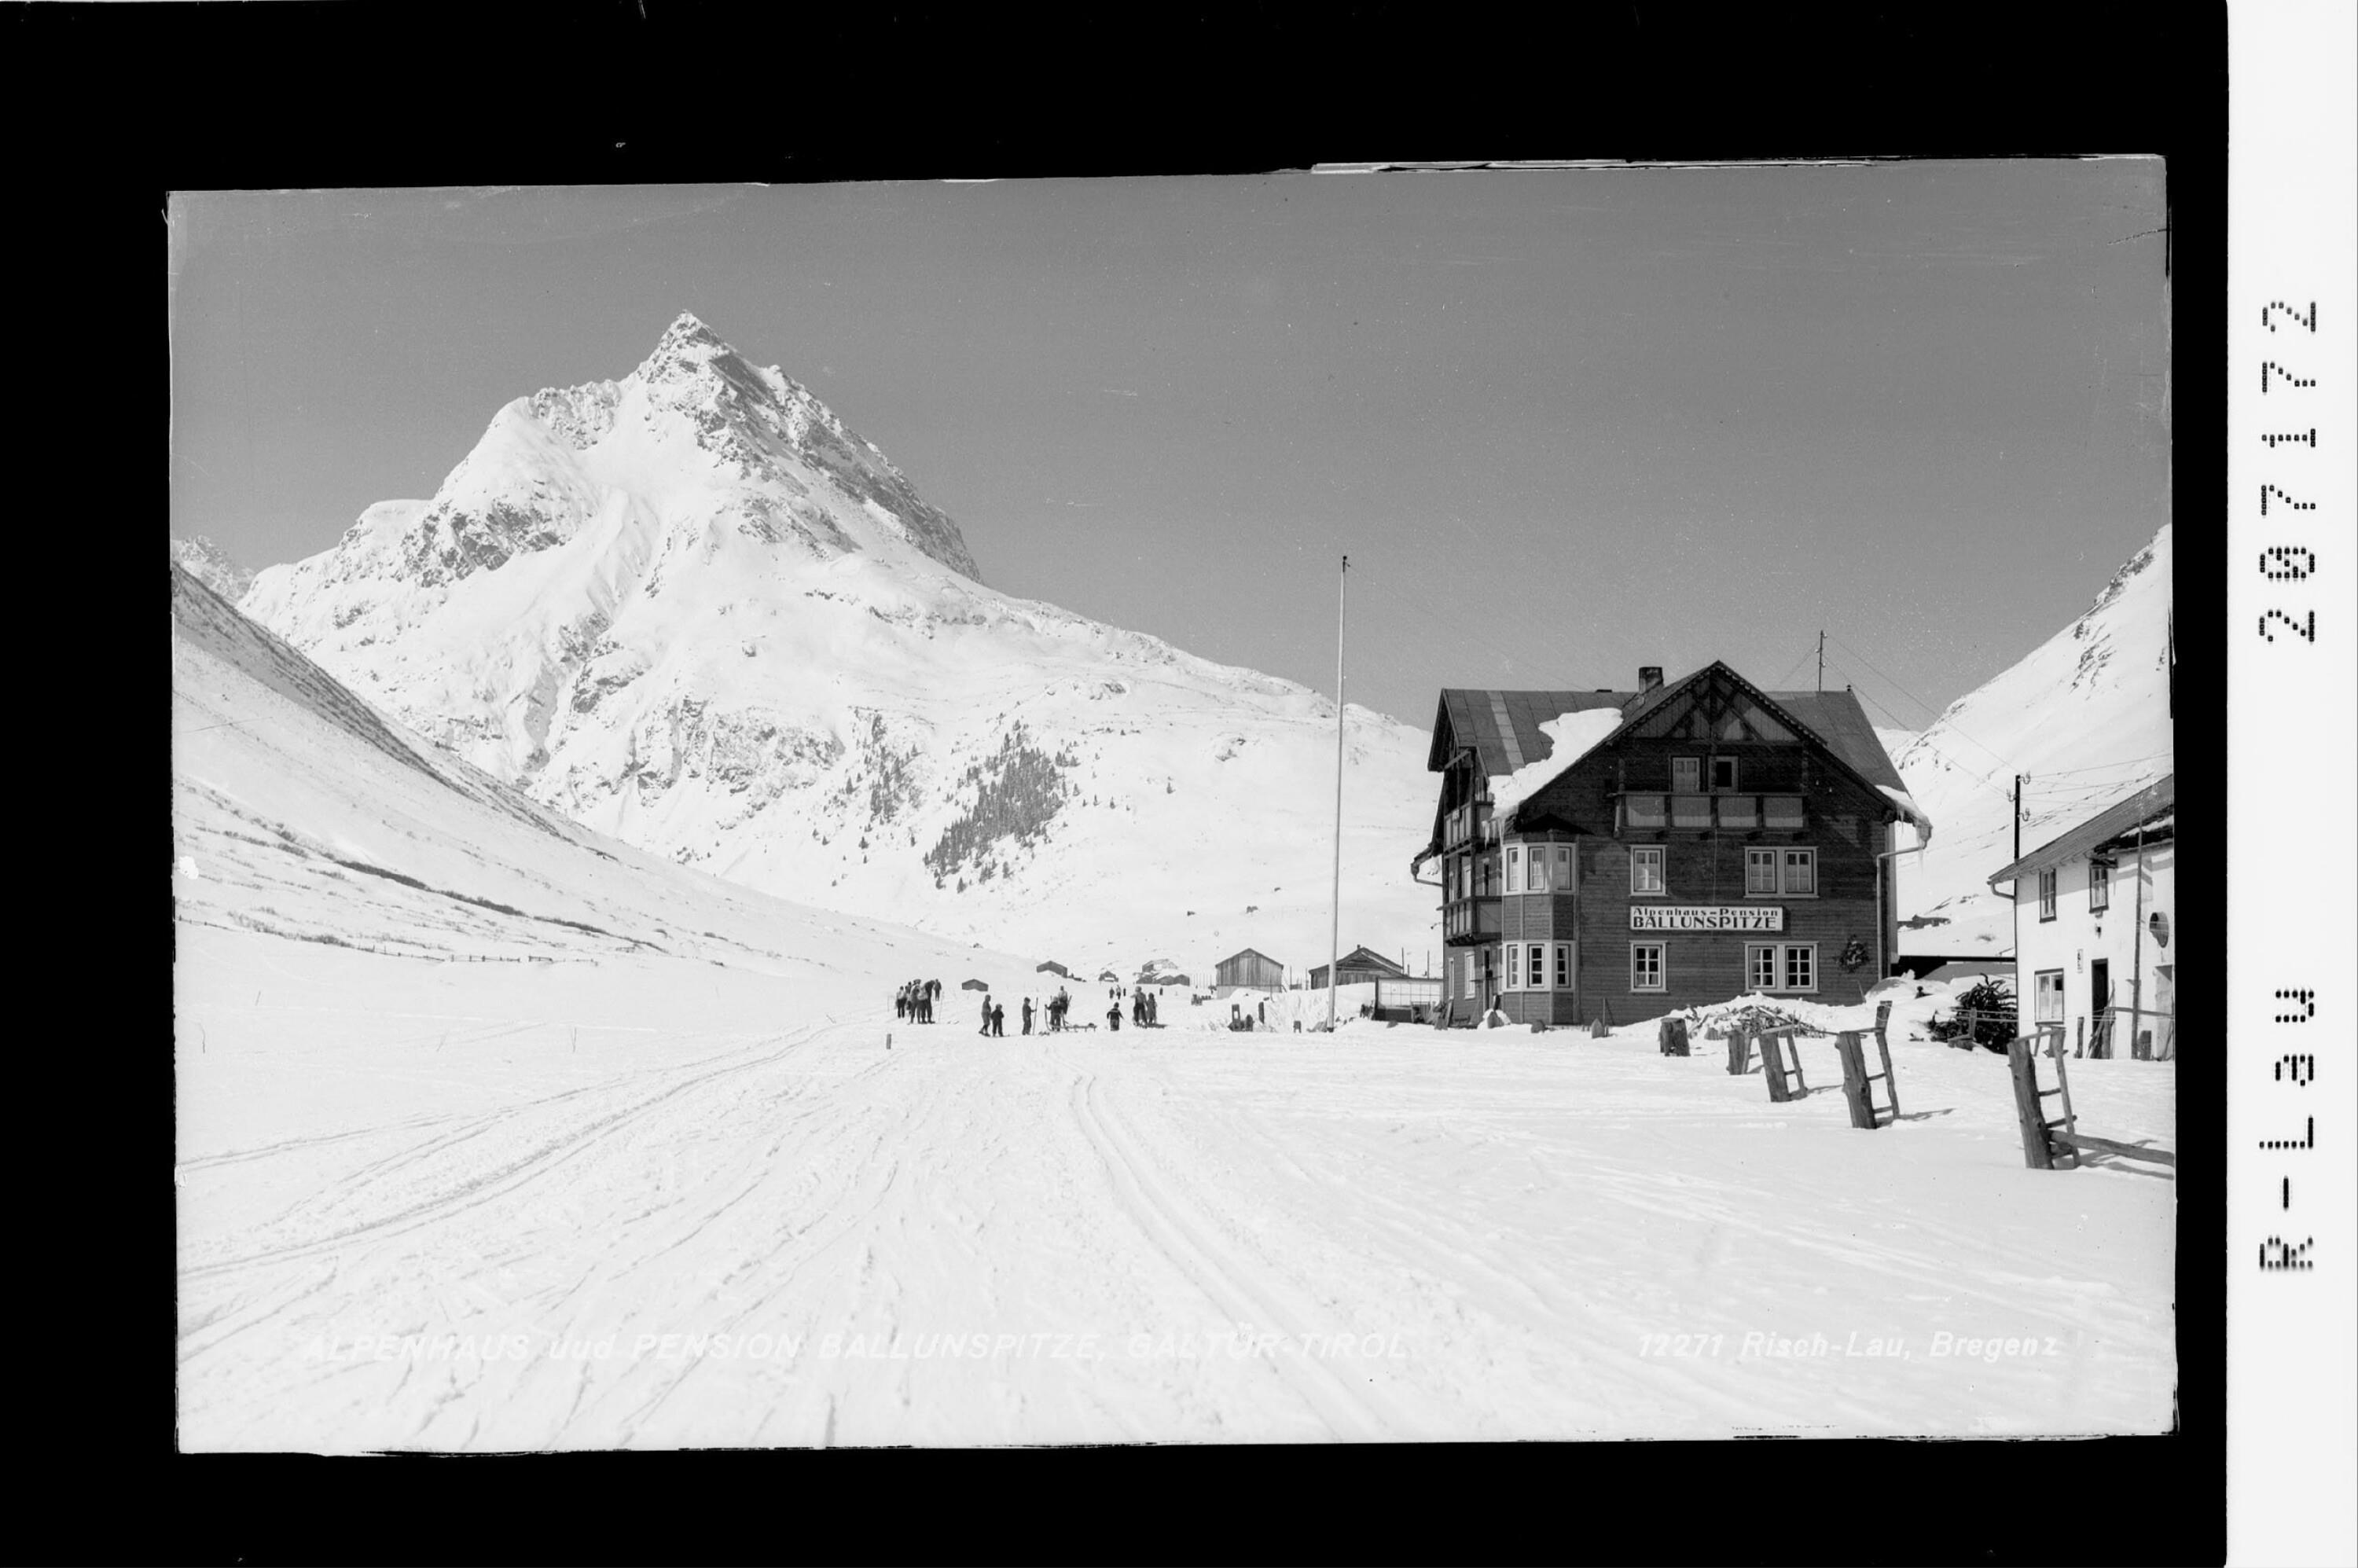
1765 691 1908 793
1988 776 2174 887
1429 689 1632 774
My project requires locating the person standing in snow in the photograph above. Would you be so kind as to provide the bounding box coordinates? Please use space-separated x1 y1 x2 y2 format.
1258 999 1266 1027
980 993 994 1035
990 1001 1005 1037
1021 997 1034 1034
1107 1002 1121 1032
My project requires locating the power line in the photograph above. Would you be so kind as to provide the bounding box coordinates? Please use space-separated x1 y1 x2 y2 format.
1832 670 2015 805
1824 632 2022 781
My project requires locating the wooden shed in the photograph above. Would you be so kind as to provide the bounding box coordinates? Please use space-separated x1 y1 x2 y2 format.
1214 947 1287 991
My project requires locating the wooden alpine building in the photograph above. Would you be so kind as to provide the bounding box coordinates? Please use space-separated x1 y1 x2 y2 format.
1413 663 1926 1028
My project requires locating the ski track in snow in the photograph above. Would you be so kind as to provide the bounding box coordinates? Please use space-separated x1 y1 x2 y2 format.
177 966 2176 1449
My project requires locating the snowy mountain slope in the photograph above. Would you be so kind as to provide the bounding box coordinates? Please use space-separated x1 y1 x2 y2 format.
1888 523 2173 959
241 314 1439 981
171 534 255 603
173 558 1025 986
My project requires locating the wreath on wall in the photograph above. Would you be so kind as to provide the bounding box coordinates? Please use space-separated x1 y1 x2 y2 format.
1839 935 1870 974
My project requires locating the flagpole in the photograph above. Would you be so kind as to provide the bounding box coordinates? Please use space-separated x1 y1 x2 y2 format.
1328 555 1348 1033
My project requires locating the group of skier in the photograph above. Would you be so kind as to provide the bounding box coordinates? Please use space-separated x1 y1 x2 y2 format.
894 979 942 1023
889 981 1177 1037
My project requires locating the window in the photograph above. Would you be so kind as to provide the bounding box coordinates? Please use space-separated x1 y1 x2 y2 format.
1504 943 1519 990
1671 757 1702 792
1631 942 1665 992
1711 755 1739 790
2034 969 2065 1022
1528 943 1546 988
1553 942 1572 989
1505 846 1522 893
1464 955 1478 1001
1743 943 1816 993
1630 846 1666 895
1744 846 1815 895
1783 945 1814 992
2038 868 2058 921
2089 859 2111 913
1526 844 1547 893
1553 845 1574 890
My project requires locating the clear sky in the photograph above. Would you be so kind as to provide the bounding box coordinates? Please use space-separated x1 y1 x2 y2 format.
169 163 2169 730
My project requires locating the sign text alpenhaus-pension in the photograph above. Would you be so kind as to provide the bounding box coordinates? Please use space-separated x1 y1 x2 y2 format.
1628 905 1785 932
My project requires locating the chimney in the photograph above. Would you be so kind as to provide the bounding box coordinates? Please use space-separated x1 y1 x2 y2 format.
1638 666 1663 693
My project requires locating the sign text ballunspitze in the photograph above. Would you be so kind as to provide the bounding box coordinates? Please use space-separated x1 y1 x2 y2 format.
1629 905 1784 932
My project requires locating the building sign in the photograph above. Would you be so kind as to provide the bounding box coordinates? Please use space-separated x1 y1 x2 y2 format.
1629 905 1784 932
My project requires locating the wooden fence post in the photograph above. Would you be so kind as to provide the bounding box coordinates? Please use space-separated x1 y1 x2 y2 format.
2007 1035 2056 1170
1835 1030 1878 1129
1726 1030 1750 1075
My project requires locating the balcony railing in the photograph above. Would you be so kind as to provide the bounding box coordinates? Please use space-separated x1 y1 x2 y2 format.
1443 896 1501 942
1618 793 1808 832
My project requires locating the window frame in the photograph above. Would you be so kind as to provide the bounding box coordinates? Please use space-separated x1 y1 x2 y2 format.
1528 943 1546 989
1525 843 1548 894
1710 755 1739 791
2034 968 2065 1023
2089 858 2111 913
1671 756 1702 793
1745 942 1819 994
2038 868 2058 921
1504 942 1522 991
1745 847 1780 895
1630 942 1666 993
1553 942 1572 990
1629 846 1666 897
1505 845 1522 894
1781 847 1816 897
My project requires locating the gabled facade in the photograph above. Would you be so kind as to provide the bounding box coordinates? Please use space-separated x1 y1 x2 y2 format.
1988 777 2175 1057
1214 947 1287 991
1418 663 1922 1026
1306 945 1412 990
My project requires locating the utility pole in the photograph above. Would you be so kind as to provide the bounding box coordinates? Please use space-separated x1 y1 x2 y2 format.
2014 774 2025 863
1328 555 1348 1034
1816 631 1825 693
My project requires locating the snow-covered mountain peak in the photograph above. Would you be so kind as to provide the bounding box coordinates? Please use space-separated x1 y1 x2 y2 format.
170 534 255 603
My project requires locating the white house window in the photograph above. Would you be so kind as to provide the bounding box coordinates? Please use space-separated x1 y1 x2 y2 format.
1745 846 1815 895
1464 956 1478 1001
1672 757 1702 793
1710 755 1739 790
1506 846 1522 893
1630 846 1666 895
2089 859 2111 913
1746 942 1818 993
2038 868 2058 921
2035 968 2065 1022
1553 942 1572 989
1526 845 1548 893
1528 943 1546 988
1631 942 1666 992
1553 844 1574 890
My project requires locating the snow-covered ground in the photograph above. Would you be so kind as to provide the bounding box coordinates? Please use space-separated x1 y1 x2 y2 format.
177 946 2175 1449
